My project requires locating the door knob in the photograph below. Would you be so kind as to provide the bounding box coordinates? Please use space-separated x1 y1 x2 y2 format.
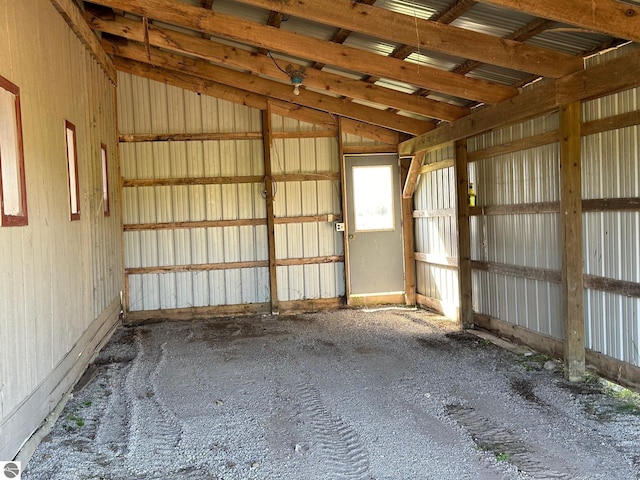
348 234 355 239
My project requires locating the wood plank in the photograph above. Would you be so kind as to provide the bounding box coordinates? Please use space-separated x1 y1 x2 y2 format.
415 252 459 268
105 41 433 135
419 158 455 175
467 131 560 163
413 208 456 218
559 101 585 382
582 110 640 136
339 118 401 146
119 132 262 142
88 0 518 104
273 173 341 183
124 303 271 323
272 130 337 139
49 0 117 83
471 260 562 283
338 119 352 301
343 145 399 154
455 139 473 328
347 293 406 306
470 201 560 216
123 219 267 231
125 260 269 275
583 275 640 298
401 157 417 305
416 293 457 317
235 0 582 78
123 176 263 187
400 48 640 155
274 214 343 225
582 197 640 212
402 153 425 199
476 0 640 43
275 255 344 267
90 14 469 122
279 297 346 313
263 107 279 314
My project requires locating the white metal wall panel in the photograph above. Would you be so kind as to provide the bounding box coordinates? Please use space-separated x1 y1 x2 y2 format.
581 74 640 365
271 131 345 301
119 74 269 310
413 144 459 312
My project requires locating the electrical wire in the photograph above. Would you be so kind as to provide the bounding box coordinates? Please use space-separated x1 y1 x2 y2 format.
267 51 289 76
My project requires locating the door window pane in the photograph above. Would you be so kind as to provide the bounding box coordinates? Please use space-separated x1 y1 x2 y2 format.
352 165 394 231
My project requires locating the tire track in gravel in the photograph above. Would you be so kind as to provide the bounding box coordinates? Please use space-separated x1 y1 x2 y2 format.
125 333 185 476
297 383 371 479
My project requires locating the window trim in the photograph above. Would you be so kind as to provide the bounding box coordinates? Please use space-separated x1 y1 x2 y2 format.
65 120 81 221
0 75 28 227
100 143 110 217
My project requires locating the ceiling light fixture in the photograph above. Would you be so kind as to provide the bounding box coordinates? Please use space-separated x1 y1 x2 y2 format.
285 65 307 95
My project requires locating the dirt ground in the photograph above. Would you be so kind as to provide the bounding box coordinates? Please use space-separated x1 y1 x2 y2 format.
23 308 640 479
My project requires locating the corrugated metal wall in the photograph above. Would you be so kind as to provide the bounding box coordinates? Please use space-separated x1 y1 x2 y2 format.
0 0 121 459
413 144 459 314
468 113 563 338
581 52 640 366
118 77 346 310
271 116 345 301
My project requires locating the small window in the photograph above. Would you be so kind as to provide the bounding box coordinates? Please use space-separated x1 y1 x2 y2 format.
100 143 110 217
352 165 395 231
65 120 80 221
0 75 28 226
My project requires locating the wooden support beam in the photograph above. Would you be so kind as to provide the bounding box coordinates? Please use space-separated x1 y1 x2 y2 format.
91 15 468 122
263 106 279 314
402 152 425 199
400 48 640 155
419 158 455 175
476 0 640 43
105 41 433 135
401 157 417 305
119 132 262 142
233 0 582 78
49 0 117 83
88 0 517 104
455 139 473 328
559 101 585 382
338 118 352 301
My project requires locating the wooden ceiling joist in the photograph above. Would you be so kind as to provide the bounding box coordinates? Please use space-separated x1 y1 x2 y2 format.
89 14 469 122
113 57 401 144
232 0 584 78
85 0 518 104
477 0 640 43
105 40 434 135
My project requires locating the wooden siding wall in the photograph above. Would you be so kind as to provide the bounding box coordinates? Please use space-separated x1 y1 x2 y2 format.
119 74 346 320
0 0 122 459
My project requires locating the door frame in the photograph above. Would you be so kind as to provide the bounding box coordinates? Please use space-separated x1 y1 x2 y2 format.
341 152 407 307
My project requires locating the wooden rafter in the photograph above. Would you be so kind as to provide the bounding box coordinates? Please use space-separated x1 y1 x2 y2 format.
86 0 517 104
90 14 469 121
476 0 640 42
231 0 583 78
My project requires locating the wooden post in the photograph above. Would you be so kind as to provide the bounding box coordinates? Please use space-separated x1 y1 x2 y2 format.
455 139 473 328
400 155 419 306
262 105 279 314
559 101 585 381
338 118 352 303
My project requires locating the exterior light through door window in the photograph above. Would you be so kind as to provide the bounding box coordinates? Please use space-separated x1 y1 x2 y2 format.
101 143 110 217
352 165 394 231
0 75 28 226
65 120 80 221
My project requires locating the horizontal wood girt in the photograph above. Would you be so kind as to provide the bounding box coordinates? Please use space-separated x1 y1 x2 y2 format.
88 13 468 122
233 0 583 78
87 0 518 104
105 40 433 135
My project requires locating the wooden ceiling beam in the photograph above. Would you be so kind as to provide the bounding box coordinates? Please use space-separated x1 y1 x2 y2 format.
89 14 469 121
104 39 435 135
400 47 640 155
49 0 117 83
85 0 517 104
114 58 400 144
231 0 583 78
476 0 640 43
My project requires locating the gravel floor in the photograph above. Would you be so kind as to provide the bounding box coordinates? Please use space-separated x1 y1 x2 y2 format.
23 308 640 479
